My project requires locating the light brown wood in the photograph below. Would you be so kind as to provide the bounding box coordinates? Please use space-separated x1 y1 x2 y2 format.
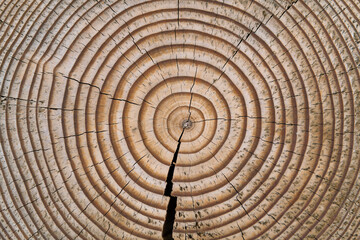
0 0 360 239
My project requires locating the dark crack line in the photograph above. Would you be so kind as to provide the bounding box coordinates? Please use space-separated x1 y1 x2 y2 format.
236 222 246 240
0 95 39 104
192 118 236 123
162 196 178 240
162 128 184 240
205 1 301 94
1 103 84 111
162 67 198 238
278 0 299 19
103 180 132 217
177 0 180 26
121 18 170 90
192 115 263 123
187 66 197 121
57 130 107 139
61 74 140 106
164 129 184 197
110 97 140 106
222 173 250 218
0 96 83 111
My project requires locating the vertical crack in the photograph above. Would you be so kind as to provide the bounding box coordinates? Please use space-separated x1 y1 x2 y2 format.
164 130 184 197
160 53 202 240
162 65 197 239
187 66 197 121
177 0 180 27
162 196 178 240
162 129 184 240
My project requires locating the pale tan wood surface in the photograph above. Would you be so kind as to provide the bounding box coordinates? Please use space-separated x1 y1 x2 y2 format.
0 0 360 239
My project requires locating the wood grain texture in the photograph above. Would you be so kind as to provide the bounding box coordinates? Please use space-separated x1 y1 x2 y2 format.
0 0 360 239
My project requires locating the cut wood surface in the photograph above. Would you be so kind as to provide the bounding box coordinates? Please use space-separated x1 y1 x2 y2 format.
0 0 360 239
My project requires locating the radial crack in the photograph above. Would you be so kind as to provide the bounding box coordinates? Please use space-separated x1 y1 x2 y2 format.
187 66 197 121
162 128 184 240
162 65 195 238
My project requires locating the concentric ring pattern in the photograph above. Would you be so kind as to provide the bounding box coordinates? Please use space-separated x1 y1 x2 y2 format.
0 0 360 239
